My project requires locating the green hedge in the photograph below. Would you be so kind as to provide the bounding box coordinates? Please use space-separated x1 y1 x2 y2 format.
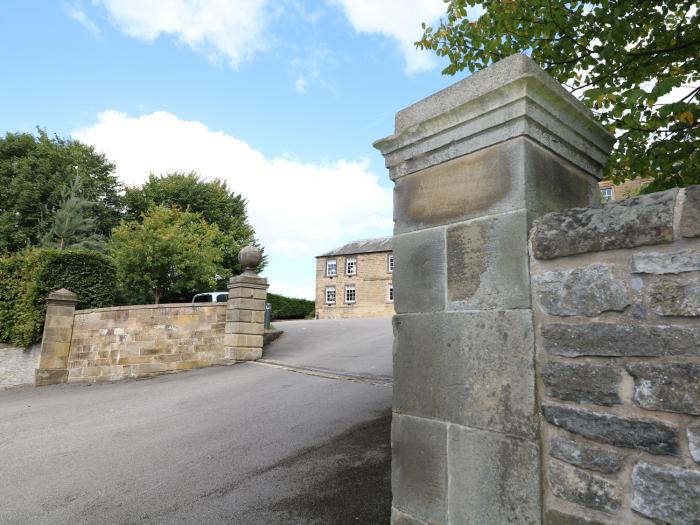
0 248 116 347
267 293 315 320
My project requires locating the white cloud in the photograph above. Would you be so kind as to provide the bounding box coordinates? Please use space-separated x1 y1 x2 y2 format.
66 5 101 38
72 110 393 299
93 0 269 68
332 0 446 73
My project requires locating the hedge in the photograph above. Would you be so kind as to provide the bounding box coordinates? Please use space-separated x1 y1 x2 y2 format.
0 248 116 347
267 293 315 320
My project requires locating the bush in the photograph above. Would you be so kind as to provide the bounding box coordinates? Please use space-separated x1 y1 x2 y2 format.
0 248 116 347
267 293 315 320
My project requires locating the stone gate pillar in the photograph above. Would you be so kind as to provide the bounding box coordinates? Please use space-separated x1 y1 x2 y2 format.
36 288 78 386
225 245 268 361
374 54 614 524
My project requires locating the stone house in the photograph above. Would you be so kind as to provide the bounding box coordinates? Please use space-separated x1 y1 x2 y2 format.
598 178 653 202
315 237 394 319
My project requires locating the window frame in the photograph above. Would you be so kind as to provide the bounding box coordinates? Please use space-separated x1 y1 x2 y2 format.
344 284 356 304
326 258 337 277
601 187 614 203
388 282 394 303
345 257 357 276
325 286 336 305
388 254 394 273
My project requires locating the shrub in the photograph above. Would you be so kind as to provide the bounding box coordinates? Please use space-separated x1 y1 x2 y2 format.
267 293 315 320
0 248 116 347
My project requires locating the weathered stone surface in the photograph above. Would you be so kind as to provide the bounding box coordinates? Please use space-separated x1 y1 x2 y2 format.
534 264 629 317
544 509 607 525
35 368 69 386
531 189 677 260
542 362 621 405
394 310 536 439
648 278 700 317
391 414 447 524
626 363 700 415
447 210 530 309
392 229 445 313
391 507 429 525
542 403 679 455
549 434 625 474
631 461 700 525
681 185 700 238
548 459 621 513
687 422 700 463
542 323 700 358
448 426 540 524
631 249 700 274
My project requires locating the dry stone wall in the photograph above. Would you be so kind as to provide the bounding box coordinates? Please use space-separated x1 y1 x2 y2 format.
530 186 700 525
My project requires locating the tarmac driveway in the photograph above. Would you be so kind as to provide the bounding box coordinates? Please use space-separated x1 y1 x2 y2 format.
0 317 393 524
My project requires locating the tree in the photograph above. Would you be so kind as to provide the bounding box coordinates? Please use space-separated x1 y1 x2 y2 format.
123 172 262 278
418 1 700 191
0 130 122 251
40 176 105 251
111 206 224 304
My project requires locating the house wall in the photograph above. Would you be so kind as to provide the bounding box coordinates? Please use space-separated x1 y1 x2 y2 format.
315 251 394 319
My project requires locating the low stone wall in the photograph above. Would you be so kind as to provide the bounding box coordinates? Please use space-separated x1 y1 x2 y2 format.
530 186 700 524
66 303 228 383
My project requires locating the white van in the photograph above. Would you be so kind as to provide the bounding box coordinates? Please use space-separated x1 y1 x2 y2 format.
191 292 229 303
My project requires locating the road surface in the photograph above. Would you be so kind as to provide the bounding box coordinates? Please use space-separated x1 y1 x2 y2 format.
0 317 393 524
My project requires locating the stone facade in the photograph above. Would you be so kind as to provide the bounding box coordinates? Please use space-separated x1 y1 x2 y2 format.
315 238 394 319
598 178 653 202
531 186 700 524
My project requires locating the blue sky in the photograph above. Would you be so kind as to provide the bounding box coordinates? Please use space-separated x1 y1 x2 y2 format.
1 0 474 299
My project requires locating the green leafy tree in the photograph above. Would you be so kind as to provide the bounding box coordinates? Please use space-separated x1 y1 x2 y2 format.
111 206 224 304
123 172 262 278
0 130 122 251
418 0 700 191
40 176 105 251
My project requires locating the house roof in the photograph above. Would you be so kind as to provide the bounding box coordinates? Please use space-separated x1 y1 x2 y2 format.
317 236 393 257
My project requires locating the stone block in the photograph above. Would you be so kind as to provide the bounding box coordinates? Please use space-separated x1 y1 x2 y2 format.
227 297 266 311
394 310 536 438
542 402 678 455
533 264 630 317
224 333 263 348
648 277 700 316
231 347 262 361
541 362 622 406
631 249 700 274
134 363 169 375
549 434 625 474
548 460 621 514
226 309 265 323
681 185 700 238
391 414 447 524
544 509 607 525
227 286 267 300
391 507 429 525
626 363 700 415
531 189 677 260
35 368 68 386
631 461 700 525
446 210 530 310
541 323 700 358
227 322 264 335
392 229 445 314
448 425 541 524
687 422 700 463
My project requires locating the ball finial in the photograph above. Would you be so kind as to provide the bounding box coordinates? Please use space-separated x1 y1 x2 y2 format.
239 245 262 276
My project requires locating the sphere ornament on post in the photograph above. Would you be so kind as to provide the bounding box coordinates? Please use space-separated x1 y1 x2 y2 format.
239 244 262 276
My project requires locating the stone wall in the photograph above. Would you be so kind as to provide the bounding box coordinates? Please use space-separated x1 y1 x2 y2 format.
531 186 700 524
65 303 228 383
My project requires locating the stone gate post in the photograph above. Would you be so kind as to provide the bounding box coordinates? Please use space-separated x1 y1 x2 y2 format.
374 54 614 524
225 245 268 361
35 288 78 386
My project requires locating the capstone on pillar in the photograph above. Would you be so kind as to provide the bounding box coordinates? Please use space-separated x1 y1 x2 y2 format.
225 245 268 361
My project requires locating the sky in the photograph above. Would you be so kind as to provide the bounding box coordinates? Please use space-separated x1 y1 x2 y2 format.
0 0 478 300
